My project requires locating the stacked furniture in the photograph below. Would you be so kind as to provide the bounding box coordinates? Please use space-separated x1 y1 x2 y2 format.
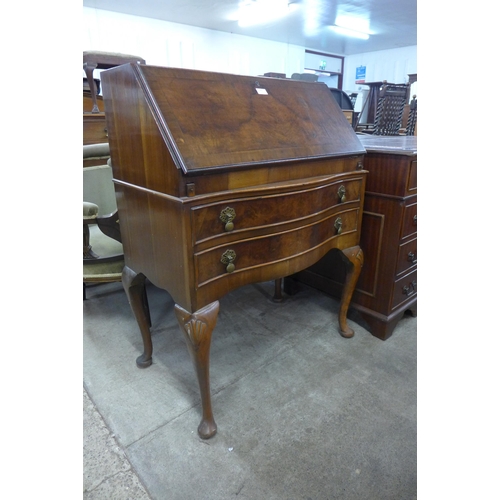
83 51 146 145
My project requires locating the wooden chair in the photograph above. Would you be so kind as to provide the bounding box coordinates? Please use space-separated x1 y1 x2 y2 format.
83 143 124 299
372 82 410 135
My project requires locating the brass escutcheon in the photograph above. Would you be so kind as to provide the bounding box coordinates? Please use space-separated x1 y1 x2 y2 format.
221 249 237 273
334 217 343 235
338 185 346 203
220 207 236 232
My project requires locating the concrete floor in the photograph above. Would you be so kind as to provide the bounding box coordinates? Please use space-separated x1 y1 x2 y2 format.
83 279 417 500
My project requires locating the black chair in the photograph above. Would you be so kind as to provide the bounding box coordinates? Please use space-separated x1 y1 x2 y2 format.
372 82 409 136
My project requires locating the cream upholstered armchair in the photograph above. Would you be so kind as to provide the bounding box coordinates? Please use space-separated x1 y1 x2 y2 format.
83 143 124 299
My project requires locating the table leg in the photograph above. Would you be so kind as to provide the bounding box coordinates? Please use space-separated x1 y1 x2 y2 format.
122 266 153 368
338 246 364 338
175 301 220 439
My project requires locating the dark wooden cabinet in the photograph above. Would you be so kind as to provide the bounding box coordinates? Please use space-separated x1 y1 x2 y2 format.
291 136 417 340
101 64 367 438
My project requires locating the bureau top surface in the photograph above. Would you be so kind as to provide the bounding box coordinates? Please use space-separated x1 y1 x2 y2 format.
103 64 364 175
357 135 417 156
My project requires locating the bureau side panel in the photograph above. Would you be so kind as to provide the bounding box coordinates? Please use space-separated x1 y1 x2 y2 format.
115 183 194 309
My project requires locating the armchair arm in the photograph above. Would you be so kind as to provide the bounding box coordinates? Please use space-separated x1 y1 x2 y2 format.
84 201 99 220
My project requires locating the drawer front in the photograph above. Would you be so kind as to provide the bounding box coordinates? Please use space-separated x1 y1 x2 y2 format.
396 237 417 276
401 201 417 239
191 176 364 245
407 159 417 193
195 207 360 287
391 269 417 309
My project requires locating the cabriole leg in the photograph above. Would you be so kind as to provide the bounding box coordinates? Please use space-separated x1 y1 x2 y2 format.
122 266 153 368
338 246 364 338
175 301 220 439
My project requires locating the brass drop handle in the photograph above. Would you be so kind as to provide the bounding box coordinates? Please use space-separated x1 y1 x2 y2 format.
334 217 343 235
413 214 417 225
337 185 346 203
221 249 237 273
220 207 236 232
407 252 417 264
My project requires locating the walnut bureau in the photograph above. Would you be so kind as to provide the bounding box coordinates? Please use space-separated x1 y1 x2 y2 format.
101 64 367 438
290 135 417 340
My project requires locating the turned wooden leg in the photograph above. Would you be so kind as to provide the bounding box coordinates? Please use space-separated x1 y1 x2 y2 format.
337 246 364 338
175 301 220 439
122 266 153 368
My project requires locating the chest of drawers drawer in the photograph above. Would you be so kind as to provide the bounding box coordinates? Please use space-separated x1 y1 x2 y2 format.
401 200 417 239
195 206 360 287
396 236 417 276
391 269 417 309
191 174 364 246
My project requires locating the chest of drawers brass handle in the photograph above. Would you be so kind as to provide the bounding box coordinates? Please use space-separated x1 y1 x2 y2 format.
407 252 417 264
221 249 237 273
220 207 236 232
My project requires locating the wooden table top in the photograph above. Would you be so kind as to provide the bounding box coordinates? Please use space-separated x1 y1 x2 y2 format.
357 135 417 156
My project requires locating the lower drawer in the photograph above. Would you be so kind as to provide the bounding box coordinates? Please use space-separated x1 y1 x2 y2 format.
195 207 360 286
391 269 417 310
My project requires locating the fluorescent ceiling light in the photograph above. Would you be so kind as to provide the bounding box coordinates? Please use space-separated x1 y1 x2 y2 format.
331 25 370 40
332 9 371 39
229 0 299 28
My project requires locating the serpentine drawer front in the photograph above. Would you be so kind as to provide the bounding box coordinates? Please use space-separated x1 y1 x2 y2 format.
191 174 364 246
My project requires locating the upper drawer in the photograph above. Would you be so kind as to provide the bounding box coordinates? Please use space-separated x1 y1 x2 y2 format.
364 153 417 197
401 200 417 240
407 160 417 193
191 175 365 245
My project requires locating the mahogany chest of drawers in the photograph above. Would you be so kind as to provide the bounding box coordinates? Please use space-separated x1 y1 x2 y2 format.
101 64 367 437
290 136 417 340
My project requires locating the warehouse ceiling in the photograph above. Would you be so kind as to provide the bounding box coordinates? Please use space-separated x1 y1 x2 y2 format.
82 0 417 55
